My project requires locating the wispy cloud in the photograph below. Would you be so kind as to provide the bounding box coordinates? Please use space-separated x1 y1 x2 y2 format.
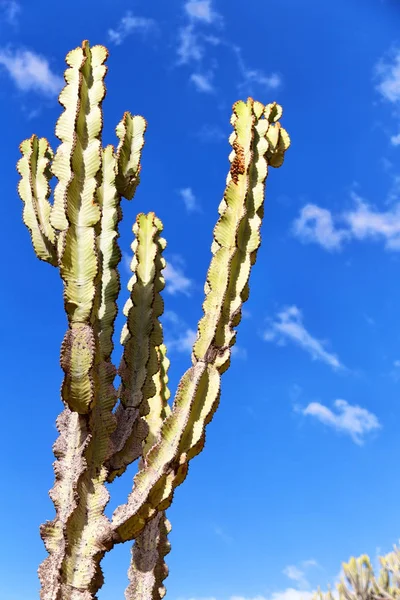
375 49 400 145
177 0 223 94
283 566 310 590
299 399 381 445
0 0 20 24
292 193 400 252
283 559 320 590
391 133 400 146
190 71 214 93
231 345 247 359
184 0 223 24
0 48 63 96
163 310 197 353
108 11 157 45
213 524 234 543
164 256 193 296
179 187 201 212
177 1 222 65
196 124 226 143
292 204 349 251
177 23 204 64
375 49 400 104
264 306 343 371
234 45 282 94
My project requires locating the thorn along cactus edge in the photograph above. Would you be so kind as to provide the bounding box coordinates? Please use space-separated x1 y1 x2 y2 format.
17 40 291 599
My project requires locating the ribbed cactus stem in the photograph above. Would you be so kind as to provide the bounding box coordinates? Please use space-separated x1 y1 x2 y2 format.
18 40 290 600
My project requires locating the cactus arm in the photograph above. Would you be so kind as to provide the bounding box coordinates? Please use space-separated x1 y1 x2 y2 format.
115 112 147 199
125 512 172 600
53 41 107 414
124 346 172 600
105 212 166 481
17 135 58 266
109 98 290 544
97 144 123 364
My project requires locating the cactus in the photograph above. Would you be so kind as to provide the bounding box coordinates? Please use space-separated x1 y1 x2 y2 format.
312 545 400 600
17 40 290 600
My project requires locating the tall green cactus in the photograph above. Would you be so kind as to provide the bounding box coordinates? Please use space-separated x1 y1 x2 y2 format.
18 40 290 600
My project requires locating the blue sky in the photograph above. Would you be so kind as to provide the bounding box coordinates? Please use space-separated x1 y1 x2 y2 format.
1 0 400 599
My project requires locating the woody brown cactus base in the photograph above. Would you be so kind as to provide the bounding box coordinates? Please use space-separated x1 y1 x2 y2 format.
17 40 290 600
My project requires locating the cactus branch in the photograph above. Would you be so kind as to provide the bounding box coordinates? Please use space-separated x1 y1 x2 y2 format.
109 98 290 545
17 135 58 266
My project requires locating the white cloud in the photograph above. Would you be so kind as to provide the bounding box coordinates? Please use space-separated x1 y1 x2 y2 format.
300 399 381 445
283 559 320 591
167 328 197 353
391 133 400 146
163 310 197 353
293 193 400 252
292 204 349 251
196 124 226 142
177 1 222 67
0 48 63 96
264 306 343 371
184 0 222 24
177 23 204 64
234 45 281 94
190 71 214 92
179 187 201 212
283 566 310 590
108 12 157 45
231 345 247 359
375 50 400 103
164 257 193 296
0 0 20 24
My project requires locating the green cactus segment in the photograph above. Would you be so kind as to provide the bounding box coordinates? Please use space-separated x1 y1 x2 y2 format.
115 112 147 200
53 41 108 416
111 361 220 542
38 408 91 600
105 213 166 482
142 344 171 457
108 99 290 546
125 355 172 600
97 145 122 362
125 512 172 600
17 135 58 266
51 40 107 324
192 99 290 373
119 213 165 411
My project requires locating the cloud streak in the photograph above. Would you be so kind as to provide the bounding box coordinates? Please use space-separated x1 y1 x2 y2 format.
0 48 63 96
299 399 381 445
108 11 157 45
292 193 400 252
179 187 201 212
264 306 343 370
